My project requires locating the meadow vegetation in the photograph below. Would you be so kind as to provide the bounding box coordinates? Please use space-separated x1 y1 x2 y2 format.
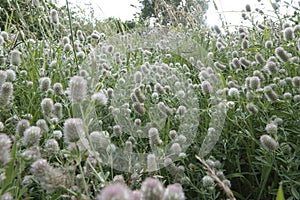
0 0 300 199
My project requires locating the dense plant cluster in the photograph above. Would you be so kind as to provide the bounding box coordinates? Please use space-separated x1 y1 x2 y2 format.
0 0 299 199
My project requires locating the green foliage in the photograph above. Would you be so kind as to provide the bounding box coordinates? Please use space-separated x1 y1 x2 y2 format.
0 0 300 199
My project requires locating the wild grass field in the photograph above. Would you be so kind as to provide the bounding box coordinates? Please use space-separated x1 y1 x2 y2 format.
0 0 300 199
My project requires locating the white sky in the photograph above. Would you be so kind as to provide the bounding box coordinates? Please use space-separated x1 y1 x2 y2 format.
64 0 293 26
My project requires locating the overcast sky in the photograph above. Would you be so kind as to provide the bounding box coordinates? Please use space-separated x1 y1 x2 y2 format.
65 0 292 26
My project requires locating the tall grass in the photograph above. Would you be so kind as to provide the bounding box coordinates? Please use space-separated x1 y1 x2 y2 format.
0 0 299 199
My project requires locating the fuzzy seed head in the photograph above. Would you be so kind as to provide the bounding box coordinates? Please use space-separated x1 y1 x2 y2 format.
249 76 261 90
10 50 21 66
158 102 173 116
6 70 16 82
22 126 41 147
255 54 265 65
134 71 142 83
264 86 278 102
63 118 85 143
44 139 60 153
275 47 290 62
228 87 240 98
245 4 251 12
0 82 13 105
260 134 279 151
246 102 258 115
41 98 54 117
90 131 110 151
147 154 158 172
92 91 108 105
0 71 7 86
170 142 182 154
241 39 249 49
133 102 146 115
283 27 294 41
265 61 278 74
141 178 164 199
292 76 300 88
0 134 12 166
202 175 214 187
265 123 278 134
53 103 63 119
53 82 63 95
50 9 59 24
36 119 49 133
39 77 51 91
96 183 132 200
69 76 87 103
31 159 65 192
265 40 273 49
16 119 30 135
163 183 185 200
201 80 213 95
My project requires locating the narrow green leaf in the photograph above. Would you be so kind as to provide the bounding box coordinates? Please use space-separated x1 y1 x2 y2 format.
276 182 285 200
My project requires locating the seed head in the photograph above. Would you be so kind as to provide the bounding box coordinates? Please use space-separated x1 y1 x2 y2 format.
134 71 142 84
201 80 213 95
39 77 51 91
264 86 278 102
54 103 63 119
134 88 146 103
158 102 173 116
6 70 16 81
0 82 13 106
36 119 49 133
63 43 72 52
202 175 214 187
16 119 30 136
41 98 54 117
96 183 132 200
147 154 158 172
92 91 108 105
232 57 241 69
69 76 87 103
113 125 122 137
76 51 85 59
133 102 146 115
246 102 258 115
240 57 251 68
265 123 278 134
89 131 110 151
228 87 240 98
22 126 41 147
50 9 59 24
163 183 185 200
0 70 7 86
260 134 279 151
10 50 21 66
255 54 265 65
31 159 65 192
170 142 182 155
275 47 290 62
141 178 164 199
63 118 85 143
292 76 300 88
265 40 273 49
0 134 12 166
241 39 249 49
265 61 278 74
249 76 261 90
245 4 251 12
283 27 294 41
44 139 60 153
